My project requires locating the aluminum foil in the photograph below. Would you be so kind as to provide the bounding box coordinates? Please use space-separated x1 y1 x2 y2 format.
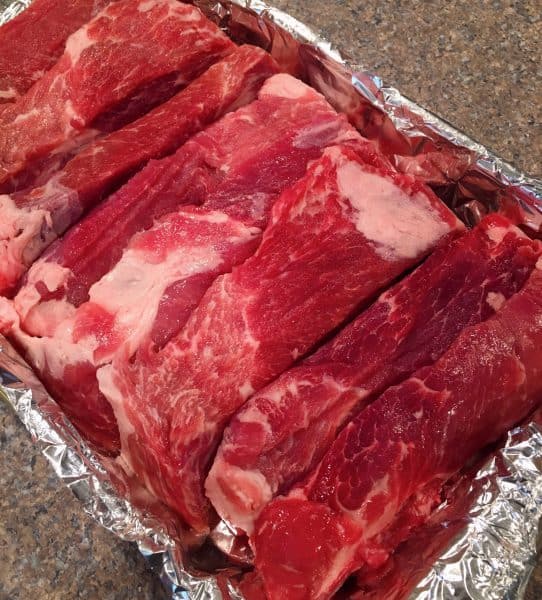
1 0 542 599
409 421 542 600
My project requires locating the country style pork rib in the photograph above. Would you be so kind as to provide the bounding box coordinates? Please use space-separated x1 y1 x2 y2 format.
97 143 462 531
15 74 359 321
0 208 261 451
0 0 112 104
0 45 278 296
253 257 542 600
6 74 361 451
206 214 542 534
0 0 234 192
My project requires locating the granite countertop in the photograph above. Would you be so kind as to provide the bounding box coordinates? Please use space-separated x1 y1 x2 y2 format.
1 1 540 598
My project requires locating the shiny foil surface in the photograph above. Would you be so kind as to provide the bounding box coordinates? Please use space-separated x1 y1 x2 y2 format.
1 1 542 599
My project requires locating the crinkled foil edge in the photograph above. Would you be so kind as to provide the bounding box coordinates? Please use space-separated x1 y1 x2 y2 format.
406 421 542 600
1 1 542 599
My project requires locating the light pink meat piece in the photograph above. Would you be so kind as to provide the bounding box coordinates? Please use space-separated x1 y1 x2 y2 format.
0 0 112 105
0 45 278 296
253 256 542 600
206 214 542 533
5 74 361 452
0 0 234 192
97 143 463 531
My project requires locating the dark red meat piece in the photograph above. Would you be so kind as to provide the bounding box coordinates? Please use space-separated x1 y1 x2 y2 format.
0 0 112 104
97 143 462 531
0 0 234 192
0 45 277 295
253 256 542 600
207 214 542 533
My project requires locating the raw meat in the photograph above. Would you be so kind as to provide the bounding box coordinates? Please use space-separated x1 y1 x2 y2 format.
6 74 362 451
15 74 359 320
98 143 463 531
0 45 278 296
206 214 542 533
0 0 234 192
253 255 542 600
0 0 112 104
0 208 261 451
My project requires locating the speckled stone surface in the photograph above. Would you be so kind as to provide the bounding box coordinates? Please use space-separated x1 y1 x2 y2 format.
0 1 540 599
0 403 166 600
274 0 541 176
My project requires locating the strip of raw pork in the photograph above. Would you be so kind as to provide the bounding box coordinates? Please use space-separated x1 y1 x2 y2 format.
0 0 234 192
0 0 112 104
98 142 463 531
15 74 359 313
0 45 278 296
206 214 542 533
3 74 362 452
253 254 542 600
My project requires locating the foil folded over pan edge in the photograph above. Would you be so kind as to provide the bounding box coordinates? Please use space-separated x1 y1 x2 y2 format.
1 0 541 599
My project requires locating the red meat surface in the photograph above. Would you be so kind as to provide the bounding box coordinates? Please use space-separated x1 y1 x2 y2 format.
97 143 462 531
0 0 234 192
16 74 359 313
0 208 261 452
206 214 542 534
253 256 542 600
0 45 277 296
0 0 112 104
5 74 361 452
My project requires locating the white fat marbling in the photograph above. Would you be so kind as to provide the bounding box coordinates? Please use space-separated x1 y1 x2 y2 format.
0 87 17 100
64 25 94 67
336 159 451 261
89 238 222 357
260 73 311 100
486 291 506 312
485 223 510 245
97 364 137 437
0 195 53 293
205 461 272 535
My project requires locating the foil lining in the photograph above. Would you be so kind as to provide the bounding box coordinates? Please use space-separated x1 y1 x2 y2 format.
409 422 542 600
1 0 542 599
